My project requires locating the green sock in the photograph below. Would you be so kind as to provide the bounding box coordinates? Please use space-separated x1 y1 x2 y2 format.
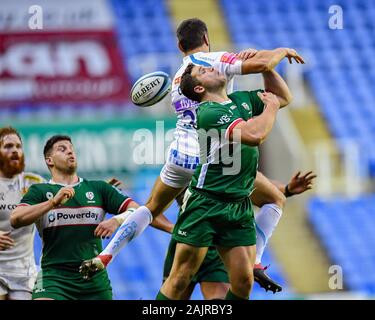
156 291 171 300
225 289 248 300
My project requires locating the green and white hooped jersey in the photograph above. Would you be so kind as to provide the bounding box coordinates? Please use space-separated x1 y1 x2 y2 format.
190 90 265 200
18 178 132 269
170 51 242 159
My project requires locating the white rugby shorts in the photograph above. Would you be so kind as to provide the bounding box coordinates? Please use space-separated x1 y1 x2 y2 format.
0 256 37 300
160 148 199 188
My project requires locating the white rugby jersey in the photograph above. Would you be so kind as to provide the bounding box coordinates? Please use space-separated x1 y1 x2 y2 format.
0 172 45 266
170 51 243 158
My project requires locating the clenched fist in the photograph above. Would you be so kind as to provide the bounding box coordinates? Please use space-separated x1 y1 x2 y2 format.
51 186 75 207
257 91 280 109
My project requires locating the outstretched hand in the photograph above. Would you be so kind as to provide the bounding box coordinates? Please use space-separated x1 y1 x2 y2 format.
94 218 120 239
287 171 316 195
284 48 305 64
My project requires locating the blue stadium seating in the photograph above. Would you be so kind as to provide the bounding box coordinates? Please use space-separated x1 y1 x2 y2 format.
220 0 375 175
308 195 375 295
110 0 178 83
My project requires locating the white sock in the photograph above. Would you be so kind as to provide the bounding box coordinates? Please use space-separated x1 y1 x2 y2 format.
255 204 283 264
100 206 153 265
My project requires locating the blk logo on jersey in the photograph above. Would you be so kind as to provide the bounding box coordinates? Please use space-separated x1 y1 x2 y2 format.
178 230 187 237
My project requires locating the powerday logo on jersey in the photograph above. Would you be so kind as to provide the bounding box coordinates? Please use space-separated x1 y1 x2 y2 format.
48 212 56 223
45 207 105 227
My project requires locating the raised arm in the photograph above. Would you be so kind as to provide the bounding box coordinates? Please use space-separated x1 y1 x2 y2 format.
262 69 293 108
241 48 305 74
11 186 75 228
230 91 280 146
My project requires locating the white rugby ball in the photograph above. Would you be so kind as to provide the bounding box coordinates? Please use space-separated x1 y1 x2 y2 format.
130 71 172 107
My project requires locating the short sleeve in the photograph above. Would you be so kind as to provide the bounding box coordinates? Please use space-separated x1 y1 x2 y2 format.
98 181 132 214
197 105 244 140
19 184 44 206
212 52 242 79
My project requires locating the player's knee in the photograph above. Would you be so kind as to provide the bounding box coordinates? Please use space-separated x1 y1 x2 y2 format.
233 270 253 289
232 274 253 297
169 273 192 293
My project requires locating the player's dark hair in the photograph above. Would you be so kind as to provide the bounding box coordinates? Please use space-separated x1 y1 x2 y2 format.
177 18 208 52
0 127 22 147
43 135 72 158
180 63 203 102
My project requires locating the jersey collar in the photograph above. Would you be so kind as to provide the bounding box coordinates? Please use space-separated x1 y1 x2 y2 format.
183 52 204 62
48 177 83 187
200 99 233 106
220 100 233 105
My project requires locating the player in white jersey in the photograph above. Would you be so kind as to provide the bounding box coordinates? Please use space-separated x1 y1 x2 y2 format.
80 18 306 294
0 127 45 300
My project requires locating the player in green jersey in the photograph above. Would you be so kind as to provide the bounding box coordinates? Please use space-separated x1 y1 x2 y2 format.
10 135 148 300
79 18 306 295
162 169 316 298
157 63 285 300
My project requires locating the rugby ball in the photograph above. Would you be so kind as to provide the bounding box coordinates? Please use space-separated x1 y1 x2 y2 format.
130 71 172 107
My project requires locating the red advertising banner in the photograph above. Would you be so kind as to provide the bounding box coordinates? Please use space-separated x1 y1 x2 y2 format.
0 30 130 105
